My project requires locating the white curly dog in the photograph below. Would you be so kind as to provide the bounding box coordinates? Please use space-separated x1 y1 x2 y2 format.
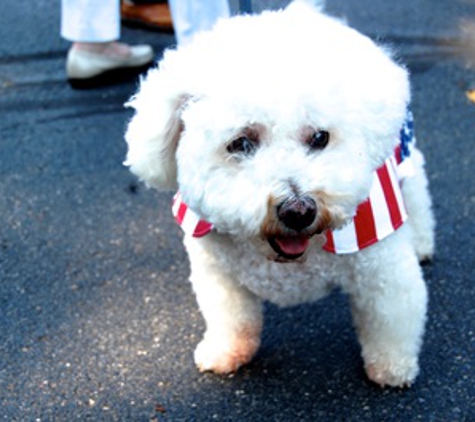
125 0 435 387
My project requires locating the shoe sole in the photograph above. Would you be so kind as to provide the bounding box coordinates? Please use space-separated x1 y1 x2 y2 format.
68 61 153 89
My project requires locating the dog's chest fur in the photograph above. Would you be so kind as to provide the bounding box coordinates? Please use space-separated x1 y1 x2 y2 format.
186 232 357 307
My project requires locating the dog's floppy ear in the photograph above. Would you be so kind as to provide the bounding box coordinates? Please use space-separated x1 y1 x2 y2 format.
124 68 190 191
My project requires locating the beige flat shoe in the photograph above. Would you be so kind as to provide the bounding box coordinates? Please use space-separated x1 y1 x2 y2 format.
66 45 154 89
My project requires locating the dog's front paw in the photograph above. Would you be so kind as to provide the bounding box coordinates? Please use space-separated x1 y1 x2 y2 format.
365 358 419 388
194 326 261 374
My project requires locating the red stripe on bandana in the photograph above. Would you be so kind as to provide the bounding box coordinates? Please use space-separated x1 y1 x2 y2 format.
194 219 214 237
353 199 377 250
323 230 336 254
174 200 187 225
394 144 402 165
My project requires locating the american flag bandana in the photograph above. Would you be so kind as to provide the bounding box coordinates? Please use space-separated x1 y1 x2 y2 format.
172 112 415 255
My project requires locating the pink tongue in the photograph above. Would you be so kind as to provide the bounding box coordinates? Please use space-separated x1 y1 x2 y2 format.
275 236 310 256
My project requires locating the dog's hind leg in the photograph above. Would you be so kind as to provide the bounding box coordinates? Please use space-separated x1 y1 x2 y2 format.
402 147 435 263
184 236 263 374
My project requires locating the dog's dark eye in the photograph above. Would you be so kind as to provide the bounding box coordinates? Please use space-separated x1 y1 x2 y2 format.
227 136 257 155
308 130 330 150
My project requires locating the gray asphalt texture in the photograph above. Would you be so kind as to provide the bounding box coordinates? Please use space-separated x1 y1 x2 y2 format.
1 0 475 420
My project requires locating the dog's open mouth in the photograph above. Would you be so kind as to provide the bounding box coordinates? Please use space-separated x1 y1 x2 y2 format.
268 235 310 260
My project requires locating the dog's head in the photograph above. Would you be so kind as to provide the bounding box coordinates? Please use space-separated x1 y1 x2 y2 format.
125 1 410 261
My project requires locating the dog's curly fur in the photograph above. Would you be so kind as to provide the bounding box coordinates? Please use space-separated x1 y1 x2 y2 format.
125 1 435 387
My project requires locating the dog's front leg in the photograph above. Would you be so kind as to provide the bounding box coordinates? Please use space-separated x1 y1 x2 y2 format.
184 236 263 374
347 230 428 388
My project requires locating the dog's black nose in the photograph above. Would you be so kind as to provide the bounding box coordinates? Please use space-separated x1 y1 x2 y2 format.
277 196 317 231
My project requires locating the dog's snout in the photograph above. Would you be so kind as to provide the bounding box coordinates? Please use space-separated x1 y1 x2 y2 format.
277 196 317 231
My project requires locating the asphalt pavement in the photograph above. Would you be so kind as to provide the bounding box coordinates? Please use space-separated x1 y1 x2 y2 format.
1 0 475 420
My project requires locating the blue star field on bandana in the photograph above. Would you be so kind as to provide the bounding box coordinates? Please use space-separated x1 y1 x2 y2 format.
399 109 415 161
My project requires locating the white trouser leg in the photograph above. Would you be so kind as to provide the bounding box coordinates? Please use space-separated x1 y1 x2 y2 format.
61 0 120 42
168 0 230 46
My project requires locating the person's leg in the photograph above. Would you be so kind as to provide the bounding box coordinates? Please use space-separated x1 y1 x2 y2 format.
61 0 154 87
61 0 120 43
168 0 230 45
